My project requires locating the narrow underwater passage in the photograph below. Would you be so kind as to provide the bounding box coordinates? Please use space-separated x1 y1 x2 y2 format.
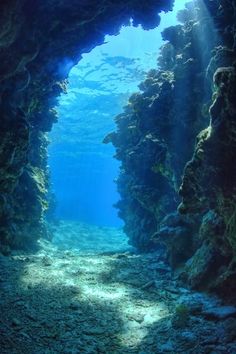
1 0 236 353
47 0 189 250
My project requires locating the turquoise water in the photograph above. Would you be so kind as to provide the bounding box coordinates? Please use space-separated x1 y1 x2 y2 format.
48 0 188 227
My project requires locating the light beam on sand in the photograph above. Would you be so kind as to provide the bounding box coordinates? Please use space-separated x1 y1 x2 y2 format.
20 251 170 350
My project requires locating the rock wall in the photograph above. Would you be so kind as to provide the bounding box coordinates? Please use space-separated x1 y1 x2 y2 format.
0 0 173 253
177 1 236 297
107 0 236 297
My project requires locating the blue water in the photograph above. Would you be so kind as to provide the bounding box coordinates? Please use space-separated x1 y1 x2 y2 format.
48 0 189 227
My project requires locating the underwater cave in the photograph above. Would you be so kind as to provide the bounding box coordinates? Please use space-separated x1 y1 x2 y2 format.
0 0 236 353
48 3 185 251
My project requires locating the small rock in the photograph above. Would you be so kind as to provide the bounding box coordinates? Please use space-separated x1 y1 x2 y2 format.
179 331 197 344
223 318 236 342
20 332 31 340
12 318 21 327
175 331 198 351
148 262 170 273
172 304 190 329
159 340 174 352
134 314 145 323
97 343 107 352
42 256 52 266
117 254 127 259
215 345 228 352
41 320 54 328
140 280 155 290
69 286 79 294
26 313 37 321
202 306 236 320
1 245 11 256
69 302 80 310
181 301 203 315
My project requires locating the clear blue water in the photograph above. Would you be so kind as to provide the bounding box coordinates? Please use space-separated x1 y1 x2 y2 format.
48 0 188 227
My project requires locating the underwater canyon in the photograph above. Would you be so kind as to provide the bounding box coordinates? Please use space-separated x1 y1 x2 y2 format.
0 0 236 353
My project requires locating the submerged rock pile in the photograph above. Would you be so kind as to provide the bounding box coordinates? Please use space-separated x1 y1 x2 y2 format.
106 0 236 298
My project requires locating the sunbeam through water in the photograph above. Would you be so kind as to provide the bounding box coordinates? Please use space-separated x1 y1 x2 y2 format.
1 0 236 353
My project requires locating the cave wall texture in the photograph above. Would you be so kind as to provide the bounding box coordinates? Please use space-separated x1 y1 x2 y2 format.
0 0 236 297
0 0 174 253
106 0 236 297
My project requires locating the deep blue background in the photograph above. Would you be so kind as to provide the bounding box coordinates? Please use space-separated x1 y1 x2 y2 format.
48 1 186 227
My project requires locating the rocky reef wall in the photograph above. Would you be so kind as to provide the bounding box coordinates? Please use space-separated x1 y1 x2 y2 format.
0 0 174 253
107 0 236 297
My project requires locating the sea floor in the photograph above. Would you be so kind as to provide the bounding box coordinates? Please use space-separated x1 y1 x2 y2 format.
0 221 236 353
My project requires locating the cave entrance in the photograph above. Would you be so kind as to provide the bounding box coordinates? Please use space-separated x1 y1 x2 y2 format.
48 1 185 252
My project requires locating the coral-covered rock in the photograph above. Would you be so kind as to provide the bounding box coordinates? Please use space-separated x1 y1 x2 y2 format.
152 212 200 268
179 66 236 291
108 0 236 297
108 1 212 251
183 242 224 288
